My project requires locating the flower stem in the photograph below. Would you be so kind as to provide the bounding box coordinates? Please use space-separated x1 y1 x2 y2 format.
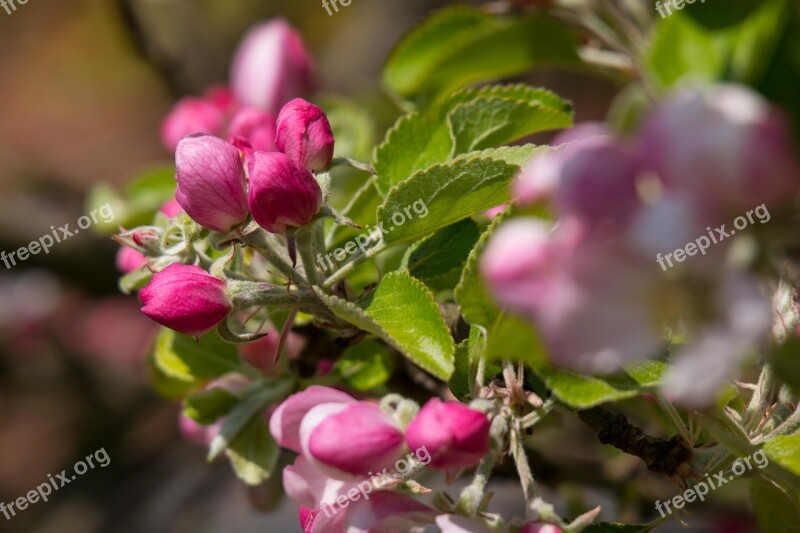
457 453 496 515
295 225 323 288
240 228 306 285
511 422 537 504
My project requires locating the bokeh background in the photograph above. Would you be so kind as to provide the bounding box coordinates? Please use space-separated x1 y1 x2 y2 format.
0 1 727 532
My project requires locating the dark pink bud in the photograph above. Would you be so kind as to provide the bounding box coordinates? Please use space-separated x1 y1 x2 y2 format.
175 135 249 233
405 398 490 470
275 98 335 172
248 151 322 234
228 107 277 152
116 247 147 273
140 264 231 336
231 19 314 114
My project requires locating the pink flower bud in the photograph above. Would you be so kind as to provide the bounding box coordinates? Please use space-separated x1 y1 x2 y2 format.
275 98 335 172
161 87 232 152
231 19 313 114
140 264 231 336
405 398 490 470
175 135 249 233
159 198 183 218
270 386 356 453
116 247 147 273
555 137 640 229
228 107 277 152
301 401 405 476
248 151 322 234
640 84 800 212
481 219 564 316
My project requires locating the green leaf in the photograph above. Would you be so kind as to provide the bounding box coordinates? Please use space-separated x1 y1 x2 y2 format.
624 360 669 388
448 96 572 154
450 340 473 402
485 312 546 367
728 0 792 85
334 340 395 391
535 367 642 409
118 268 152 295
763 434 800 477
436 84 573 118
450 327 503 401
208 379 293 460
455 205 514 328
402 219 481 291
683 0 768 29
147 352 199 399
751 477 800 532
377 147 544 246
645 14 727 88
316 272 455 380
153 328 256 382
226 418 280 486
373 113 453 196
382 7 579 106
320 96 375 162
183 388 239 425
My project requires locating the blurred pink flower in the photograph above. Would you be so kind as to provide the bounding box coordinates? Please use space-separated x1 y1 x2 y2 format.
115 247 147 273
231 19 314 114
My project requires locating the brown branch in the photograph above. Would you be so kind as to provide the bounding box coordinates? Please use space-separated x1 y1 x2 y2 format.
578 407 692 477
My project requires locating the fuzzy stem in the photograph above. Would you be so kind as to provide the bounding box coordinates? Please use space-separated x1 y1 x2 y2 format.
457 453 496 515
295 225 323 288
512 423 537 504
240 229 305 285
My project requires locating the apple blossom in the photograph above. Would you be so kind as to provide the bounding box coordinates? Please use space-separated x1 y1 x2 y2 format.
231 19 313 114
248 151 323 234
175 134 249 233
275 98 335 172
140 264 231 336
405 398 490 470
